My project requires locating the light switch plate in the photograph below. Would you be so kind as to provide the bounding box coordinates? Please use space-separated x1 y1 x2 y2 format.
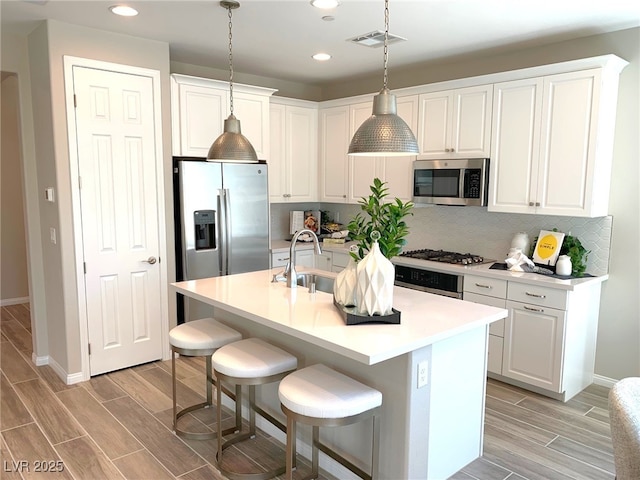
49 227 56 245
45 187 55 202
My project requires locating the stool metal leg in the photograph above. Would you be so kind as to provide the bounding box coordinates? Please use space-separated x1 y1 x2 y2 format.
206 355 213 405
285 415 295 480
372 414 380 480
312 425 320 479
172 350 178 432
249 385 256 437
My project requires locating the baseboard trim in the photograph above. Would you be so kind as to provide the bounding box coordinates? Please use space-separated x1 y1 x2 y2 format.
32 353 49 366
593 374 619 389
0 297 30 307
47 356 84 385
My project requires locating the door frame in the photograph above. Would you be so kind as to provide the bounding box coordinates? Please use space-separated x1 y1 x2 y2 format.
63 56 170 380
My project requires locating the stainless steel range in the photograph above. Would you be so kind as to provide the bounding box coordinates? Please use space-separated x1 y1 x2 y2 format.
394 249 494 299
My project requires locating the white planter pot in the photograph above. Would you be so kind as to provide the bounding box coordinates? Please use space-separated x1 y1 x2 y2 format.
355 241 395 316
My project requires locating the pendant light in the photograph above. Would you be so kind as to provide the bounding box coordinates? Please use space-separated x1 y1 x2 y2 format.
207 0 258 162
348 0 418 156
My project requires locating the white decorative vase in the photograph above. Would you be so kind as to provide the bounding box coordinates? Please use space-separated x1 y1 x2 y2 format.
355 240 395 316
556 255 572 276
333 256 358 307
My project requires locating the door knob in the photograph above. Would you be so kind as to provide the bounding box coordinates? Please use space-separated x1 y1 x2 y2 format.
142 256 157 265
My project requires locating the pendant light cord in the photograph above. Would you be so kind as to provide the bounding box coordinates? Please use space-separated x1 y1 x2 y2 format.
383 0 389 90
227 4 234 116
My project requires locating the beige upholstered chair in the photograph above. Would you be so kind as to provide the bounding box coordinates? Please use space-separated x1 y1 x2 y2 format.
609 377 640 480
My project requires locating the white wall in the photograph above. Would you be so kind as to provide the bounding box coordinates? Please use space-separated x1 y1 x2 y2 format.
22 20 173 377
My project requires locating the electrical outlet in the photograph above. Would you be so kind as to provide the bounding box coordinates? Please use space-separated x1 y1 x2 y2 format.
417 360 428 388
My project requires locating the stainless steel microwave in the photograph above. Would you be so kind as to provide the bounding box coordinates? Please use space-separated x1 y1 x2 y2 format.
413 158 489 206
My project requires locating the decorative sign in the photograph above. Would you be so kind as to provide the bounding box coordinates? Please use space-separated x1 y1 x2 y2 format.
532 230 565 266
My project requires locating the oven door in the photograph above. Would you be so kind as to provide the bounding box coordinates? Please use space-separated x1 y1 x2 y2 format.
394 265 463 299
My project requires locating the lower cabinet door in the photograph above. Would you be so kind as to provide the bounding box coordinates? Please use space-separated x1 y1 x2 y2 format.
503 301 566 392
488 335 504 375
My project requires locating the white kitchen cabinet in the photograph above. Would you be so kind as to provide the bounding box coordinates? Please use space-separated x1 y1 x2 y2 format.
504 299 566 393
269 100 318 202
489 65 624 217
463 276 507 375
320 96 417 205
271 249 314 269
315 250 350 273
348 96 418 204
464 273 602 401
170 74 275 158
417 85 492 158
319 105 350 203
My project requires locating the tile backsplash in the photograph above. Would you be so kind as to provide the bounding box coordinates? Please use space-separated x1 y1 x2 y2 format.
271 203 612 276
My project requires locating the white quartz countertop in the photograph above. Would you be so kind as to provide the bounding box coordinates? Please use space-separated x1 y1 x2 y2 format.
392 256 608 291
171 268 507 365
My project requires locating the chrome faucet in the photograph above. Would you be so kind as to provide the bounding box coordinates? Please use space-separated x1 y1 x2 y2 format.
285 229 322 288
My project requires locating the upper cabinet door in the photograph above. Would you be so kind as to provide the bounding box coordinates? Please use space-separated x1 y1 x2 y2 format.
536 70 602 216
489 78 543 214
418 85 492 158
172 81 226 157
319 105 350 203
269 103 317 203
170 74 275 158
348 101 383 203
380 95 418 202
490 68 611 217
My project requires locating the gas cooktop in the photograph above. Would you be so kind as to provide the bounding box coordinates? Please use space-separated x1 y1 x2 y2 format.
399 249 493 266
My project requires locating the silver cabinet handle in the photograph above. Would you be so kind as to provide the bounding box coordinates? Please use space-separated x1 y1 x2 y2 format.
536 202 540 207
529 202 534 206
475 283 492 289
525 291 546 298
142 256 157 265
524 305 544 312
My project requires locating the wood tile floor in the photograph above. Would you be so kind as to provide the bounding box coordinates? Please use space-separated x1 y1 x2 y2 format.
1 303 615 480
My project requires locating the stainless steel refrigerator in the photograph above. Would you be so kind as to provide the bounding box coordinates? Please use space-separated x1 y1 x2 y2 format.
173 158 270 323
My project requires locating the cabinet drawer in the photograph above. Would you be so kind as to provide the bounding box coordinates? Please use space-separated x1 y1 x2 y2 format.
508 282 568 310
332 252 350 269
464 275 507 298
463 292 506 337
271 252 290 267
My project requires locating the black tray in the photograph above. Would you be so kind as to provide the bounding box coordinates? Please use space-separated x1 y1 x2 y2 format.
333 299 401 325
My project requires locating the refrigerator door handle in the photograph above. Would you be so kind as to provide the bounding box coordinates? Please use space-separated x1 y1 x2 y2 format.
221 188 232 275
217 192 226 276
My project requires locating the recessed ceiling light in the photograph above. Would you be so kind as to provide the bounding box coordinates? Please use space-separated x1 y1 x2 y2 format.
109 5 139 17
310 0 340 9
312 53 332 62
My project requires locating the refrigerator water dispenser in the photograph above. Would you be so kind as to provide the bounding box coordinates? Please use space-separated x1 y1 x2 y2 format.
194 210 216 250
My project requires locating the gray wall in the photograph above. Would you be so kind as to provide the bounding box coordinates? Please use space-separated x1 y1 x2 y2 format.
1 74 29 303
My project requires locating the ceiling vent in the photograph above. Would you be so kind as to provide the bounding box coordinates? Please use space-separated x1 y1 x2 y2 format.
347 30 407 48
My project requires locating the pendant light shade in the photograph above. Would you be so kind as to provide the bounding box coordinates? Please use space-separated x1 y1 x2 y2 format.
207 1 258 163
348 0 418 156
207 114 257 162
348 88 418 156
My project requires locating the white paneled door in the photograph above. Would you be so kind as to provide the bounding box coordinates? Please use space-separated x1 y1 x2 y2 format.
72 66 163 375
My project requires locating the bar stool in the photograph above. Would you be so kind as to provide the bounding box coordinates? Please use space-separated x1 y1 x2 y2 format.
169 317 242 440
212 337 298 480
278 364 382 480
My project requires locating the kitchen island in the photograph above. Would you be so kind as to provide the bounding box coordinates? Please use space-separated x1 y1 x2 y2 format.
171 268 507 479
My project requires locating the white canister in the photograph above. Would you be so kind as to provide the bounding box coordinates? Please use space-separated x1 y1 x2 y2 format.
556 255 572 276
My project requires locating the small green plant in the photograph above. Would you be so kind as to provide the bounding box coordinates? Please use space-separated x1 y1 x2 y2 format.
347 178 414 261
529 228 590 276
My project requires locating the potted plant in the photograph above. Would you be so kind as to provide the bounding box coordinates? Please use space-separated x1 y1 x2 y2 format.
347 178 414 261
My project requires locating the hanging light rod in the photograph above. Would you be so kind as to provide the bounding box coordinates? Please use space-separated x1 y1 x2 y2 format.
207 0 258 163
348 0 418 157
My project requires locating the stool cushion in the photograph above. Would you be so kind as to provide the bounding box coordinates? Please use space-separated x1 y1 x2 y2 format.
212 338 297 378
279 364 382 419
169 318 241 350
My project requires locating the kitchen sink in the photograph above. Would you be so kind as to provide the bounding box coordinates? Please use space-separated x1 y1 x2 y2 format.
296 273 335 294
